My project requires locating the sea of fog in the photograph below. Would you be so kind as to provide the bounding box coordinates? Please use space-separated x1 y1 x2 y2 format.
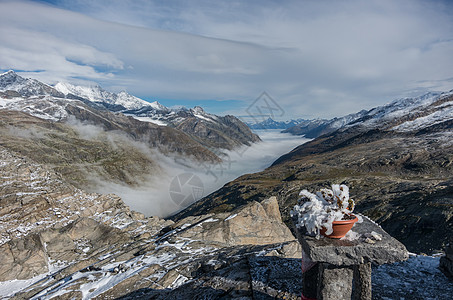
94 129 310 217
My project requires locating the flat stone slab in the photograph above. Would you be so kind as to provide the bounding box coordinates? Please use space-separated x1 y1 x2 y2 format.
294 215 408 266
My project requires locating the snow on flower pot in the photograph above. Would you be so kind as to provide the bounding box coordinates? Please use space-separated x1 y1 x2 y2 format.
320 214 358 239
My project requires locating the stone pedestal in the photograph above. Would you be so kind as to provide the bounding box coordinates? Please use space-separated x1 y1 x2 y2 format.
295 215 408 300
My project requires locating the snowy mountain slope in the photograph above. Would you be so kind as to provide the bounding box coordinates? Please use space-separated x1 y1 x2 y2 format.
351 90 453 133
0 96 71 121
247 117 306 130
284 91 453 139
54 81 156 110
282 110 368 138
0 71 260 152
0 70 64 98
1 71 260 146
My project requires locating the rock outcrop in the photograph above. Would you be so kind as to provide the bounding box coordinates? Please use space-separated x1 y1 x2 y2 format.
174 196 296 247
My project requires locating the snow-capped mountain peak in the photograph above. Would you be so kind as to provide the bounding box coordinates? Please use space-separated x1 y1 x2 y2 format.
192 106 205 114
149 100 167 111
0 70 23 85
54 82 153 110
0 70 64 98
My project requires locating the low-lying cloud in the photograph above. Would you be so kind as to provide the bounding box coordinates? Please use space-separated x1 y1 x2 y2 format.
69 122 308 217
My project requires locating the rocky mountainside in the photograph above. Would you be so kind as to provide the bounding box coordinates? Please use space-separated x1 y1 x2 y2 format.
0 71 259 154
0 146 302 298
1 70 452 297
0 71 259 189
173 91 453 254
123 105 261 150
53 77 261 148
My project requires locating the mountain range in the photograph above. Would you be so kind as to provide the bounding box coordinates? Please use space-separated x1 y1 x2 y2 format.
0 71 259 201
246 118 306 130
246 111 370 139
1 70 452 298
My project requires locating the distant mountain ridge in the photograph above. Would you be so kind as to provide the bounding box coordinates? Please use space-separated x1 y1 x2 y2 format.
280 110 369 138
281 91 453 139
246 117 306 130
0 70 260 151
246 112 370 139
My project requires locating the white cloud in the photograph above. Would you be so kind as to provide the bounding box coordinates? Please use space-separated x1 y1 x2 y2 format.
87 129 308 217
1 0 453 118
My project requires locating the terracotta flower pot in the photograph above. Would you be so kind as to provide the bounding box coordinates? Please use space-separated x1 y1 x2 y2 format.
320 214 358 239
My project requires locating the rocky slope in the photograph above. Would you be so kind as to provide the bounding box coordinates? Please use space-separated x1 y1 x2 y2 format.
0 146 301 298
173 91 453 254
1 146 451 299
0 109 161 189
123 105 261 150
53 77 261 149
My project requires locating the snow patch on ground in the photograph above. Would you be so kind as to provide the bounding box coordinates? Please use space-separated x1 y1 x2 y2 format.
194 113 214 122
0 274 47 298
225 214 238 221
392 105 453 132
127 115 167 126
372 255 453 299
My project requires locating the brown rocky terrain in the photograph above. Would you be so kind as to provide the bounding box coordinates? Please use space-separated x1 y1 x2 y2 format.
0 146 302 298
0 109 161 189
1 143 451 299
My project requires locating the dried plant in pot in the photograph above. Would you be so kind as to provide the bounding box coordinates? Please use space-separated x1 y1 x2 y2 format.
291 184 361 239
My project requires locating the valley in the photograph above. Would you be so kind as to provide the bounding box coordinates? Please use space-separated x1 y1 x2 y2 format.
0 70 452 298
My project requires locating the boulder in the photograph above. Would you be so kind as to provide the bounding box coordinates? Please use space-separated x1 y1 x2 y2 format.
176 196 296 246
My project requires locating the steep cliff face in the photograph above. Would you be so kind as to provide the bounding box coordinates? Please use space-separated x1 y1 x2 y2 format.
172 91 453 254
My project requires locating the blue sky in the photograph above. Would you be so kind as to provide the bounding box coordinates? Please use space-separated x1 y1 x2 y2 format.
1 0 453 119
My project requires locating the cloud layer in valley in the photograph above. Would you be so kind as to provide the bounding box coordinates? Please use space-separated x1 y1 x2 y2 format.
1 0 453 118
71 124 308 217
